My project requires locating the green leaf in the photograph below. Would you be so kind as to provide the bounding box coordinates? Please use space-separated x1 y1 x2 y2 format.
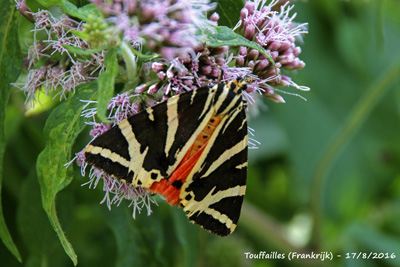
201 26 277 74
120 41 138 84
214 0 243 28
348 224 400 266
77 3 103 17
104 207 146 267
37 82 96 265
17 173 60 267
25 92 58 116
131 48 159 61
36 0 61 8
96 47 118 121
70 29 89 40
62 44 104 56
170 207 198 266
61 0 102 21
0 1 22 262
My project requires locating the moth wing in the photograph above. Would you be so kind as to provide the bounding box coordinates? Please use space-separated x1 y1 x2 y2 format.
179 102 248 236
84 86 217 187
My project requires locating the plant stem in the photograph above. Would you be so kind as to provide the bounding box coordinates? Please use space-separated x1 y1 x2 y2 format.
241 202 300 253
310 61 400 249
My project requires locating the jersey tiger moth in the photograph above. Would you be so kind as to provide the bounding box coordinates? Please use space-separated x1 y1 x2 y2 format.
84 78 248 236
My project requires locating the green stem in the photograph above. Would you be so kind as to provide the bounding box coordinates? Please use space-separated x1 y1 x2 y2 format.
47 201 78 266
240 202 301 253
241 202 323 266
310 61 400 249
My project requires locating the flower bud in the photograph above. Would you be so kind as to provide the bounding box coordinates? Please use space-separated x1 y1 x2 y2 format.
134 84 148 94
152 62 166 72
245 24 256 40
248 49 259 61
157 71 167 80
254 59 270 73
209 12 219 22
147 83 160 94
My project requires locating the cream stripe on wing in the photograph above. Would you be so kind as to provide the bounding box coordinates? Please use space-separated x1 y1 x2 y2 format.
221 105 242 134
202 135 247 178
118 120 149 179
184 185 246 228
235 162 248 169
146 107 155 121
212 86 230 114
198 88 217 119
219 94 242 116
164 96 179 156
85 145 130 167
190 88 197 105
203 209 234 231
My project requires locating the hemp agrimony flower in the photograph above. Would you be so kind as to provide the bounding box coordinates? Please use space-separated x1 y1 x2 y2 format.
234 0 309 102
14 1 103 105
90 0 217 58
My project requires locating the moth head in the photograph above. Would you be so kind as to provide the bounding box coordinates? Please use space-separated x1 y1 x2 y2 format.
231 77 248 94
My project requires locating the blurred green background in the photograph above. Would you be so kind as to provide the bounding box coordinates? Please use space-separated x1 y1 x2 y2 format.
1 0 400 266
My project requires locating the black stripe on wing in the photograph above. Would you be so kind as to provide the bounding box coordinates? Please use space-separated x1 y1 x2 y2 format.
189 211 231 236
130 86 215 177
186 108 248 199
185 106 247 235
209 195 244 225
89 126 131 161
84 152 133 181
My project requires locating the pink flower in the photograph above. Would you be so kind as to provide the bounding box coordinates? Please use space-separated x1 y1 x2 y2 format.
234 0 309 102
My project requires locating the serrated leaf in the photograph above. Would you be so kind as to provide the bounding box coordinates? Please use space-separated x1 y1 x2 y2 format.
62 44 104 56
201 26 277 74
70 29 89 40
96 47 118 121
61 0 101 21
78 3 103 17
37 82 96 265
0 1 22 262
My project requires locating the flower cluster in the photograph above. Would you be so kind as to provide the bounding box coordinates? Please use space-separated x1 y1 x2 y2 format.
90 0 217 59
126 0 308 107
234 0 309 102
14 4 106 105
135 45 232 98
17 0 308 218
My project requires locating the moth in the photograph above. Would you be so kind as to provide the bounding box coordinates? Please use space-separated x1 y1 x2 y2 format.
84 78 248 236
